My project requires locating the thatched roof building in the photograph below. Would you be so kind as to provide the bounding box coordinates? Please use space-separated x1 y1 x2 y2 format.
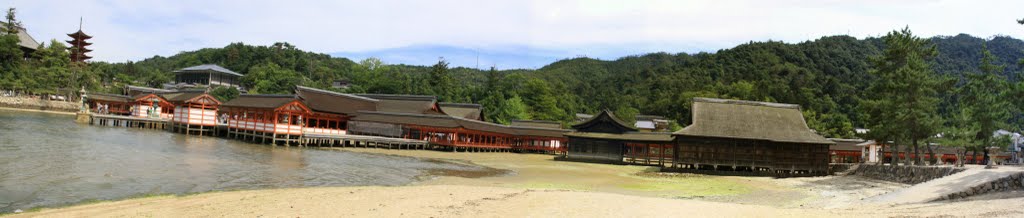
672 98 832 176
674 98 832 144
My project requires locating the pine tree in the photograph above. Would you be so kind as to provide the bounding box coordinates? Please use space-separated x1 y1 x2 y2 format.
864 27 943 166
961 44 1013 164
428 57 453 101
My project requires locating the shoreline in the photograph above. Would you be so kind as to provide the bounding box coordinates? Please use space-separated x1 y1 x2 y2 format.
9 142 1024 217
0 106 76 116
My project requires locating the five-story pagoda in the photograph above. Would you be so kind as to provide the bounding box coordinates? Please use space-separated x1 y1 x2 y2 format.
66 22 92 63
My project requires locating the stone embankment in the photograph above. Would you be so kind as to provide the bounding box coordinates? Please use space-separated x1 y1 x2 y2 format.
852 164 965 184
938 172 1024 201
0 96 78 112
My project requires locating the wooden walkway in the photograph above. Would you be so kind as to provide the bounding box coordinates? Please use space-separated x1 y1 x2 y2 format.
90 114 169 130
301 133 430 149
86 114 537 153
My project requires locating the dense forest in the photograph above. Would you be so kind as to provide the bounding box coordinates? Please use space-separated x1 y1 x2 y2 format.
3 7 1024 143
80 34 1024 137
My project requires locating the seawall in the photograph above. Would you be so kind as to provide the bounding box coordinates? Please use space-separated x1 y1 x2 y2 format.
0 96 78 113
852 164 965 184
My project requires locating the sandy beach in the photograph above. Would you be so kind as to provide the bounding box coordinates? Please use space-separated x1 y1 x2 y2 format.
10 148 1024 217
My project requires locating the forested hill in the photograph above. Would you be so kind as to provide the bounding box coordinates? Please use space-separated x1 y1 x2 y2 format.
88 34 1024 138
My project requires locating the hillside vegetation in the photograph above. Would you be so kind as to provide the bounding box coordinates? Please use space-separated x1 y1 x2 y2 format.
4 27 1024 138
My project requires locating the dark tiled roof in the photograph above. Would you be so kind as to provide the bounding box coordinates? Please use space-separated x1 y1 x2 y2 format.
509 125 571 138
160 91 207 103
174 64 243 77
439 102 483 120
221 94 296 109
511 120 562 129
295 86 378 115
829 138 865 151
355 94 436 101
352 111 460 128
565 132 674 142
635 114 666 121
352 111 569 138
674 98 833 145
355 94 441 115
88 93 131 103
571 110 637 132
125 85 173 97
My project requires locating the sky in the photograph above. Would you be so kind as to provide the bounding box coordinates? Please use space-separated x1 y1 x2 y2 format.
6 0 1024 69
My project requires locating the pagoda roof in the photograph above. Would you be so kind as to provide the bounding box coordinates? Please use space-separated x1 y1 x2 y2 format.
174 64 243 77
67 30 92 39
65 40 93 46
70 53 92 58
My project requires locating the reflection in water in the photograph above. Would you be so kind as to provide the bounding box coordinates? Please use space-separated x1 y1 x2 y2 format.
0 110 493 212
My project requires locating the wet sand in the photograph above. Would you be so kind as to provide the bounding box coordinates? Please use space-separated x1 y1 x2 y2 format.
11 148 1024 217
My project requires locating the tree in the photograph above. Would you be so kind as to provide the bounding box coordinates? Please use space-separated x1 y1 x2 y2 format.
521 78 565 122
0 8 24 87
209 86 240 102
428 57 454 101
614 106 640 125
864 27 943 165
960 44 1013 164
242 62 301 94
492 95 531 124
4 8 21 35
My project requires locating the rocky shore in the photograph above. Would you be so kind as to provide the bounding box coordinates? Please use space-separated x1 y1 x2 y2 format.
0 96 78 113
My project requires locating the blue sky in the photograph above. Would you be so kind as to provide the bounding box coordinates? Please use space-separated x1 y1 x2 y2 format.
6 0 1024 69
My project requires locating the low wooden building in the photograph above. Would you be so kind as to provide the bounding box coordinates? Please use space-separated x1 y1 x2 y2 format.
86 93 133 115
124 85 172 97
672 98 833 176
221 94 311 145
563 110 675 165
295 86 378 135
829 138 865 163
349 110 569 152
174 64 243 88
131 93 174 119
162 91 221 134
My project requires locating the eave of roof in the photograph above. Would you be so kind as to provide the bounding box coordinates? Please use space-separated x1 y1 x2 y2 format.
221 94 297 109
126 85 173 93
571 109 637 131
87 93 132 102
355 93 436 101
565 132 674 142
173 64 244 77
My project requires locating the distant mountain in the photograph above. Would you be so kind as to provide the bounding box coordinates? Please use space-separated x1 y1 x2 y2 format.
331 45 568 70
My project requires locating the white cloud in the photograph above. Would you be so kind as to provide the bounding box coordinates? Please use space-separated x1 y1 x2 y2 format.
6 0 1024 63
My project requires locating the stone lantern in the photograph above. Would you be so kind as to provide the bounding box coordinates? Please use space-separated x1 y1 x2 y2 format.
75 86 91 123
986 146 1000 169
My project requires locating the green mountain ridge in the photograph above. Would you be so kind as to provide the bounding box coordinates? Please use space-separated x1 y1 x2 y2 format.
12 34 1024 138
